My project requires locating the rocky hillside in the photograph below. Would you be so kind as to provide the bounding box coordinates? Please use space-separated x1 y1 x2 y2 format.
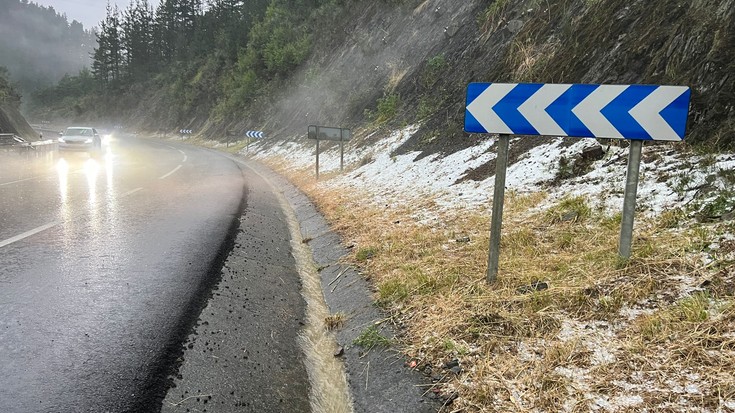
26 0 733 155
211 0 733 156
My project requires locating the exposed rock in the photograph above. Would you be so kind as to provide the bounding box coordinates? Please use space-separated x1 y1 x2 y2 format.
581 145 605 161
517 281 550 294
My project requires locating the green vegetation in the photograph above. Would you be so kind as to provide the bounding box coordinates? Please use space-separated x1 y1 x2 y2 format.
477 0 509 30
353 326 392 348
32 69 96 117
355 246 377 262
698 191 735 218
421 54 447 88
31 0 347 128
364 92 401 124
0 67 21 106
370 93 401 124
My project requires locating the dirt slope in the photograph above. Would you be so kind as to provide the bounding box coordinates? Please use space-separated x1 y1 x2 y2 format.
0 103 39 141
236 0 733 159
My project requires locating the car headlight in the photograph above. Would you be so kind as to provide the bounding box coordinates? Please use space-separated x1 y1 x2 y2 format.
84 139 93 144
58 138 65 143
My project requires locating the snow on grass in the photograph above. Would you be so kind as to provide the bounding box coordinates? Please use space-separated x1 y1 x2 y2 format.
247 124 734 221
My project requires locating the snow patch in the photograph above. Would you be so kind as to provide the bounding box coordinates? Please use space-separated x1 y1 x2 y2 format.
247 125 734 222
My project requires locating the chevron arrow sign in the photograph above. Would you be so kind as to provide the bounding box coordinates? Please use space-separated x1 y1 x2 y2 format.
245 130 265 139
465 83 691 141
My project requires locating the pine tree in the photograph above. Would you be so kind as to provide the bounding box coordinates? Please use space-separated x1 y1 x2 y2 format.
92 3 124 87
122 0 155 81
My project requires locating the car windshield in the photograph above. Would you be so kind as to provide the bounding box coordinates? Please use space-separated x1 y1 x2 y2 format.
65 128 92 136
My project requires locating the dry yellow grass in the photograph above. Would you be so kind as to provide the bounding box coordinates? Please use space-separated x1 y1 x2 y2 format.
263 156 735 412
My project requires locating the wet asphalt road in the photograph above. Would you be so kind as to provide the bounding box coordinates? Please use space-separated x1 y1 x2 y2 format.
0 136 247 412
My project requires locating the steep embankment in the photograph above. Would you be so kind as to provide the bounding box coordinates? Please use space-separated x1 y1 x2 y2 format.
0 103 38 141
215 0 733 155
0 68 36 140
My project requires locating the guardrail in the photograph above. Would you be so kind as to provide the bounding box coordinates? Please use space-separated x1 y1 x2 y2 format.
0 134 57 157
0 133 24 145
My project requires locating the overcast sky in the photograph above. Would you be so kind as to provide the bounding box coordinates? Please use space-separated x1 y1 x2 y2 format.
33 0 161 30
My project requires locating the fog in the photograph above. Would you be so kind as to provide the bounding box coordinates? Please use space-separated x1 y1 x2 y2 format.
265 0 477 140
0 0 96 96
32 0 161 30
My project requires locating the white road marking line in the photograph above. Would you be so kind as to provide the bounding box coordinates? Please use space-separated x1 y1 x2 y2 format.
0 169 83 187
122 187 144 197
0 176 41 186
159 165 182 180
0 221 60 248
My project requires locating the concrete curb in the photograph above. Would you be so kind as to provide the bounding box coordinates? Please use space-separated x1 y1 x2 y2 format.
237 158 440 413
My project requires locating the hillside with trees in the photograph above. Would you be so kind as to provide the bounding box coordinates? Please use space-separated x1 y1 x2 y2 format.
0 0 95 101
1 66 38 139
26 0 735 153
0 67 21 107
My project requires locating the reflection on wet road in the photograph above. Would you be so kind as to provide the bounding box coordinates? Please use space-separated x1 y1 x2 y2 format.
0 135 244 412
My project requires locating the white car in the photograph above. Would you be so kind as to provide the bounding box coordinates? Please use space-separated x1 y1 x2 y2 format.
58 127 102 153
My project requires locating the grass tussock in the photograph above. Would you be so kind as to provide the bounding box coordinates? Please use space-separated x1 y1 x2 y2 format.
263 156 735 411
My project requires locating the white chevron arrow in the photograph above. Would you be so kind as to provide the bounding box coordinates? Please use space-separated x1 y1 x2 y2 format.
630 86 688 141
466 83 516 135
518 84 570 136
572 85 628 138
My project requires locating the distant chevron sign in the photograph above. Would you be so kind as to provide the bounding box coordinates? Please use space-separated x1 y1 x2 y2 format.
246 130 265 139
465 83 691 141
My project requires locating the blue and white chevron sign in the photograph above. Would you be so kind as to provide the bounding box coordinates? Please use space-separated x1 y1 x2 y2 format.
465 83 691 141
246 130 265 139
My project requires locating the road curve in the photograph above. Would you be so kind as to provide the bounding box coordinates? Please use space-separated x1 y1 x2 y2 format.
0 135 244 412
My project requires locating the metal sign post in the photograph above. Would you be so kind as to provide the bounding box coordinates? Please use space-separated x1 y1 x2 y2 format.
619 140 643 259
340 131 345 172
316 137 321 180
487 135 510 283
465 82 691 283
339 128 352 172
308 125 351 179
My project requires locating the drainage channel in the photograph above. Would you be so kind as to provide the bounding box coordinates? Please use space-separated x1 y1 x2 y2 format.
242 162 354 413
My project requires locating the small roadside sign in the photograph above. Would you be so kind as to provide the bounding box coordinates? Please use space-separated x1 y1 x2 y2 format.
246 131 265 139
308 125 351 179
308 126 351 142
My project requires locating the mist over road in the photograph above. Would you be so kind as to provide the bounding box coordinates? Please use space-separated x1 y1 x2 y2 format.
0 135 246 411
